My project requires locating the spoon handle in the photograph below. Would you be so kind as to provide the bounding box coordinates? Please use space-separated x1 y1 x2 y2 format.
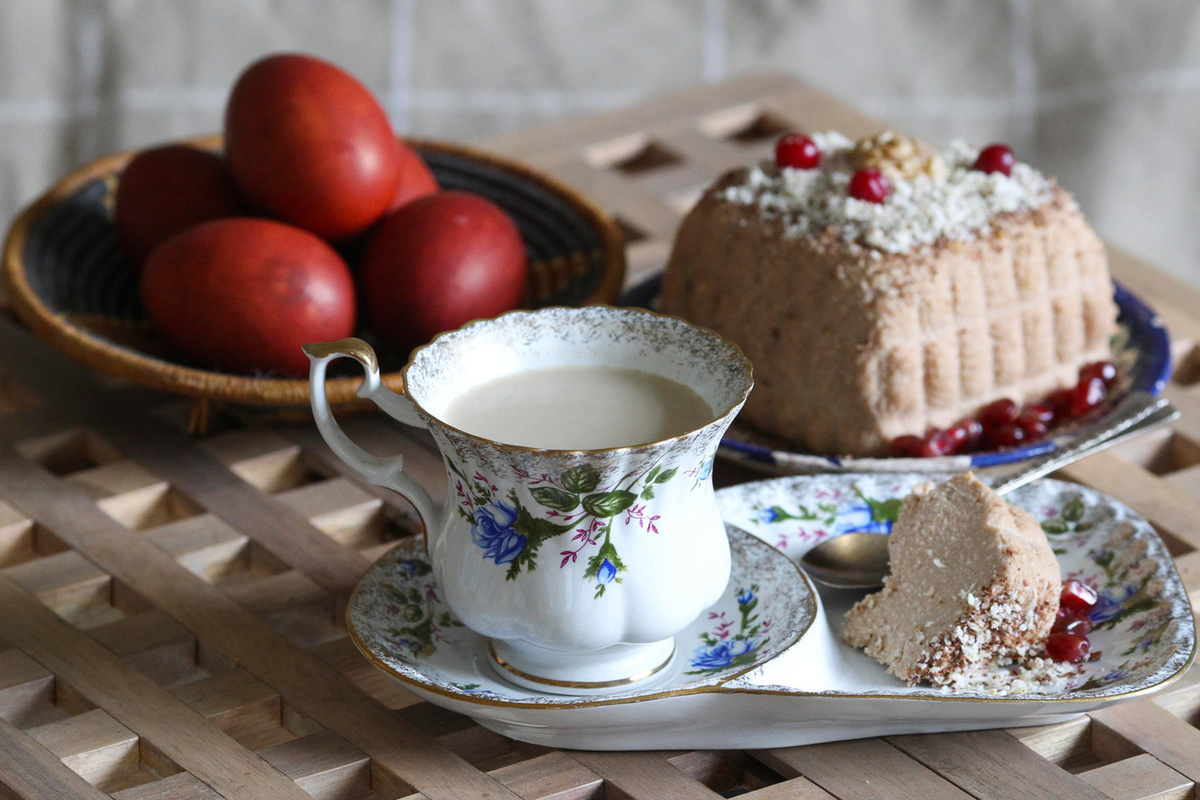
992 391 1179 497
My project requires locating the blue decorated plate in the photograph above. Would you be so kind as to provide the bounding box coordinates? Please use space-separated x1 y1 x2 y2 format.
621 278 1171 474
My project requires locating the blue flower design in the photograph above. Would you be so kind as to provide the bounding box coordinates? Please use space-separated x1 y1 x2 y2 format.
690 638 756 671
393 637 423 657
1090 584 1137 625
471 501 526 565
757 507 781 523
736 589 754 605
834 503 891 535
396 560 420 577
697 459 714 481
597 558 618 584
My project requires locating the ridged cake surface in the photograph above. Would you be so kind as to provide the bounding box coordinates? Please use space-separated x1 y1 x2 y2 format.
661 133 1117 456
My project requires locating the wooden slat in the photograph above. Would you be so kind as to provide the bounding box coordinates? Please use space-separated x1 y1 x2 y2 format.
570 751 724 799
0 445 521 800
1090 700 1200 782
756 738 973 800
1077 753 1193 800
0 572 313 800
0 713 111 800
887 729 1110 800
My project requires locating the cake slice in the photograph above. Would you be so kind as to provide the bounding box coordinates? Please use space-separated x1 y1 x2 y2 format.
841 473 1061 686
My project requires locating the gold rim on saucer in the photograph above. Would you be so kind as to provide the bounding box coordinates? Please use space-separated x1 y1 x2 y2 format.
486 640 676 690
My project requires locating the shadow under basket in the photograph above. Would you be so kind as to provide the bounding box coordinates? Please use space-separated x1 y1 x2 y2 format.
3 136 626 433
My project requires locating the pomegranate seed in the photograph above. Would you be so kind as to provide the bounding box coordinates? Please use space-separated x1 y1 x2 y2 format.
1046 632 1091 663
1046 388 1073 418
946 418 984 454
1060 579 1099 615
890 434 924 458
972 144 1014 176
918 429 955 458
1051 614 1093 636
848 168 891 203
979 399 1019 431
1065 376 1107 418
775 133 821 169
1023 404 1056 424
1015 408 1049 440
986 423 1026 449
1080 360 1117 387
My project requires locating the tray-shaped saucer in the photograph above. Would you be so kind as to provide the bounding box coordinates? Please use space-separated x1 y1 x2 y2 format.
347 477 1194 750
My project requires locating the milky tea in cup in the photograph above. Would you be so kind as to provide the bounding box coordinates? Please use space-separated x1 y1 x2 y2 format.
442 364 714 450
305 306 753 693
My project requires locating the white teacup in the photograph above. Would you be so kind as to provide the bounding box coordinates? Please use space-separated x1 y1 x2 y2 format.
305 306 752 692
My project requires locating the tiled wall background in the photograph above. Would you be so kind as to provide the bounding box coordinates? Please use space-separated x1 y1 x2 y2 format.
2 0 1199 287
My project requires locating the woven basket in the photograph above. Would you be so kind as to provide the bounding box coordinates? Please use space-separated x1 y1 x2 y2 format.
3 136 626 431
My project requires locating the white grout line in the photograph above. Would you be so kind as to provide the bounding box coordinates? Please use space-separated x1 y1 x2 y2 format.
1007 0 1037 145
387 0 417 133
702 0 727 83
72 2 105 159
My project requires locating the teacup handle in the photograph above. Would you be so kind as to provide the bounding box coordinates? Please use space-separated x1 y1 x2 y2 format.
303 338 442 544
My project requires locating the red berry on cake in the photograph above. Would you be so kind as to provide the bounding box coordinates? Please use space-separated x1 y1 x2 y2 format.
848 168 890 203
775 133 821 169
973 144 1014 176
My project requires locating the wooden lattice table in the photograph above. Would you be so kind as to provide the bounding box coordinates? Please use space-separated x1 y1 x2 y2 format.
2 74 1200 799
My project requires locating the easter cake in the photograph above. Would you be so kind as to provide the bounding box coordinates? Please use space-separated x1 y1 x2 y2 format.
660 132 1117 457
841 473 1062 687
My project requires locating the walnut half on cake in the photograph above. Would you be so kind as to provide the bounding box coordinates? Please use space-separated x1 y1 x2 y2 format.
660 132 1118 457
841 473 1061 687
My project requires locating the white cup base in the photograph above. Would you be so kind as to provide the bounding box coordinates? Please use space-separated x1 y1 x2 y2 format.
487 637 676 696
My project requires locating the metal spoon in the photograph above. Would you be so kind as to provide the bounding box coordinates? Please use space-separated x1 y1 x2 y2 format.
797 391 1179 590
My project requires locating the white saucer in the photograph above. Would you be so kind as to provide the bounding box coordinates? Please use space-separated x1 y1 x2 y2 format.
347 475 1195 750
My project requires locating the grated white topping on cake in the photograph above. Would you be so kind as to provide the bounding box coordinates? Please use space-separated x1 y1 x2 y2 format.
720 131 1059 254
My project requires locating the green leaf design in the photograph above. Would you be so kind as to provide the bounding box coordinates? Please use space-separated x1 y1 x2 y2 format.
1042 519 1069 535
530 487 579 512
505 507 575 581
561 464 601 493
640 485 655 500
1063 496 1086 522
870 498 904 523
582 490 638 518
653 468 678 484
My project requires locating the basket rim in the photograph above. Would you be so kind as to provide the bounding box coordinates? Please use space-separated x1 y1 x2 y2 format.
3 134 626 407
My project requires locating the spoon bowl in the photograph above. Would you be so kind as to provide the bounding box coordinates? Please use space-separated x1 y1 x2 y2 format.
799 532 890 590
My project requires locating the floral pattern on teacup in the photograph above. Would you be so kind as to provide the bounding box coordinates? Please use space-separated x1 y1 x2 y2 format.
449 456 697 598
